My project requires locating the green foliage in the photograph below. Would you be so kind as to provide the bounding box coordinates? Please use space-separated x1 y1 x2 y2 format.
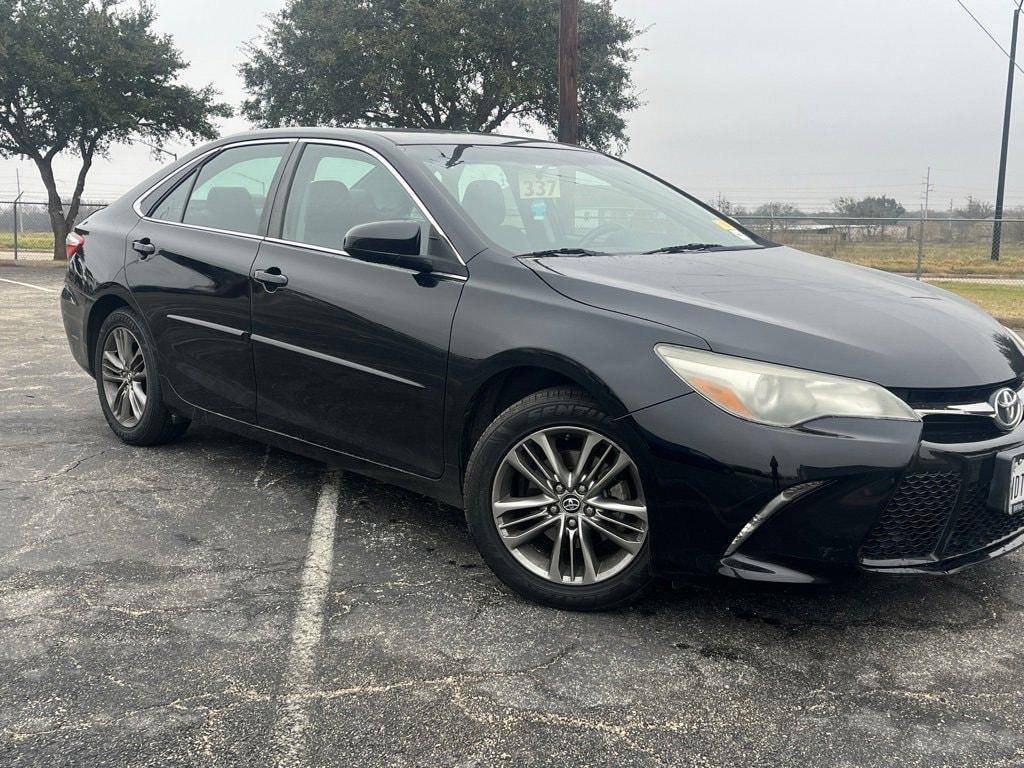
0 0 231 256
832 195 906 220
240 0 642 154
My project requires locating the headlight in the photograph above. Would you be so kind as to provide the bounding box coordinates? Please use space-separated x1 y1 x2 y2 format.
654 344 920 427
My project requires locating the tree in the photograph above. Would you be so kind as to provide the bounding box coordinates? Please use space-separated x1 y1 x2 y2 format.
752 202 802 232
955 196 995 219
717 197 747 217
240 0 642 154
0 0 231 259
832 195 906 236
832 195 906 220
754 202 803 218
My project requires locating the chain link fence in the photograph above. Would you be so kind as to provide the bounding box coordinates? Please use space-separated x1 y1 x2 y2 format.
0 200 107 261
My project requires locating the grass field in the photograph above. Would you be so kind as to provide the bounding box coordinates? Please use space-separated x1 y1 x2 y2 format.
930 281 1024 327
0 231 55 251
773 236 1024 276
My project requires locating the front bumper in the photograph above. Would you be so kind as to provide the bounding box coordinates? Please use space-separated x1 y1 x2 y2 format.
626 391 1024 581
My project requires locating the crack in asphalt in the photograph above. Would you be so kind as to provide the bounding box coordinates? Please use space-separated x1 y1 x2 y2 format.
0 448 108 488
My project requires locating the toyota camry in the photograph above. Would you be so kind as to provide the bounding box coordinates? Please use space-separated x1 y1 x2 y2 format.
60 128 1024 609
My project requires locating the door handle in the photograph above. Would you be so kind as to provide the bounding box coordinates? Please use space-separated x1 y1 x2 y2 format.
253 268 288 289
132 239 156 258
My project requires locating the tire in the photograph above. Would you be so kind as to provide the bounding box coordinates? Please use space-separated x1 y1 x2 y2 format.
93 307 190 446
464 386 653 610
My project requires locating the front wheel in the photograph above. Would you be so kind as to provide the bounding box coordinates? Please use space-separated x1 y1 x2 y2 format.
464 387 652 610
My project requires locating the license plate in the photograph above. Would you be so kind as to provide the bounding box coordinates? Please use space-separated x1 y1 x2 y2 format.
1010 456 1024 515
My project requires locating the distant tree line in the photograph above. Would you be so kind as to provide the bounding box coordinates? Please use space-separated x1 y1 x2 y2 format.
718 195 1002 222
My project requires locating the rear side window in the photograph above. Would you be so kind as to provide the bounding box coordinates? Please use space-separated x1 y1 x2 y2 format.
149 169 196 223
179 144 288 235
282 143 426 251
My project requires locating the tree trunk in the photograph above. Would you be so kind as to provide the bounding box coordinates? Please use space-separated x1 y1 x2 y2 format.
33 158 67 260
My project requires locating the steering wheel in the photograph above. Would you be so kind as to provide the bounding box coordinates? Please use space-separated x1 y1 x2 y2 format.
578 223 625 248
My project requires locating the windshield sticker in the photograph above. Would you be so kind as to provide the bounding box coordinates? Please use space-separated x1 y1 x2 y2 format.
713 218 752 241
519 171 560 199
531 200 548 221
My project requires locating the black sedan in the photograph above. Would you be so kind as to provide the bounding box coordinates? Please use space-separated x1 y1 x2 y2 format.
61 128 1024 609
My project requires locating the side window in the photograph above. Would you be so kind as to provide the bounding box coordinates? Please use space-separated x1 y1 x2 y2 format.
149 169 196 223
282 143 427 252
181 144 288 235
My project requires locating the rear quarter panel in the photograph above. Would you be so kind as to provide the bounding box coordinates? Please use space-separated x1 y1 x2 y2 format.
63 203 140 374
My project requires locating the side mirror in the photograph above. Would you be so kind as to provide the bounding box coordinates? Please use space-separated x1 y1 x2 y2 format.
343 220 432 273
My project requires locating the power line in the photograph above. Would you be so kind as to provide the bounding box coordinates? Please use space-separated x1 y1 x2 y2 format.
955 0 1024 76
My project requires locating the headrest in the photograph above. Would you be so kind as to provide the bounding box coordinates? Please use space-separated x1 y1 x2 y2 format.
303 180 352 247
206 187 257 232
461 179 507 231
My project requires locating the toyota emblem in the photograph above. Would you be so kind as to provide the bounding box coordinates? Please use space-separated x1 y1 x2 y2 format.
990 387 1023 432
561 496 581 513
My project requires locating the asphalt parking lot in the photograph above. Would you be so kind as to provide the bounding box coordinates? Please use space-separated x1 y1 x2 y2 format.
2 263 1024 767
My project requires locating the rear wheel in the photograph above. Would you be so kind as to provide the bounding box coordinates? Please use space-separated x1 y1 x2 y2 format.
94 308 189 446
465 387 652 610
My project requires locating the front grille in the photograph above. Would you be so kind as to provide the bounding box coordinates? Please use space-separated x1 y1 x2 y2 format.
920 415 1005 444
860 466 1024 564
894 377 1022 444
859 472 961 560
946 481 1024 558
892 377 1023 411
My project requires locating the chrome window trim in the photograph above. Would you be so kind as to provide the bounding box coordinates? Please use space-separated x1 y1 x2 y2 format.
262 236 467 282
166 314 247 337
250 334 424 389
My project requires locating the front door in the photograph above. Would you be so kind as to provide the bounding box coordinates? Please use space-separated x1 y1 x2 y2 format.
250 141 465 477
125 141 291 422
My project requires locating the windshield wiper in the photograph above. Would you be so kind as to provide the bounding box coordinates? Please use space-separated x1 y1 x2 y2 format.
643 243 730 254
517 247 608 258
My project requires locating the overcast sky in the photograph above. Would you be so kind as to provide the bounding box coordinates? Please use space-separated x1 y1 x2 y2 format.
2 0 1022 213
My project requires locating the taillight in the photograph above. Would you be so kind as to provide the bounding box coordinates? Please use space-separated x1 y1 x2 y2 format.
65 231 85 259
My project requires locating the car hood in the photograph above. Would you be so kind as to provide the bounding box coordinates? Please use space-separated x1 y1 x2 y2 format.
525 246 1024 390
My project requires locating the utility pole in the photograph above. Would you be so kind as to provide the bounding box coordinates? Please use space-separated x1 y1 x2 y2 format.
916 167 932 280
558 0 579 145
13 168 22 261
992 1 1023 261
138 139 177 162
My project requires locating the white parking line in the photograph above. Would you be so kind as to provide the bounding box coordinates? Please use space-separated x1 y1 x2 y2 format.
272 470 342 767
0 277 57 293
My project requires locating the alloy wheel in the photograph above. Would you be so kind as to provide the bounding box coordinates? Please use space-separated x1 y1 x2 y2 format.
490 427 648 585
100 326 148 428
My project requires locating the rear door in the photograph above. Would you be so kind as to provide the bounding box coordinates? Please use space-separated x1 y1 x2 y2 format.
125 141 292 422
250 140 466 477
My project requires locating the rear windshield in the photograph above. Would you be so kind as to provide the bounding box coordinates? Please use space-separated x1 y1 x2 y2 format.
403 144 762 256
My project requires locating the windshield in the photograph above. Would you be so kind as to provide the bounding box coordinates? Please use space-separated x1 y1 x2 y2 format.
403 144 763 256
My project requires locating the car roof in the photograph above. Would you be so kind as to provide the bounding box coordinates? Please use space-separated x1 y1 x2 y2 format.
213 126 583 149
